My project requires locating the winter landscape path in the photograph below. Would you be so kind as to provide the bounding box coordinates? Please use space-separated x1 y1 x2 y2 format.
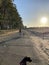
0 30 49 65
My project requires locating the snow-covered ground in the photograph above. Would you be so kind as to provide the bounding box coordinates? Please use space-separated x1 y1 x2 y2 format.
0 29 49 65
28 28 49 63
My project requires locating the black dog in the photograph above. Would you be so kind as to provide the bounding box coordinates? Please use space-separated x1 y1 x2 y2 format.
20 56 32 65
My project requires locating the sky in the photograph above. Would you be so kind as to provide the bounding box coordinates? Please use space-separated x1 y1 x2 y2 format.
13 0 49 27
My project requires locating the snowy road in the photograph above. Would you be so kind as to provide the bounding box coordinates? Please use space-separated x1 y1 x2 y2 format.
0 30 49 65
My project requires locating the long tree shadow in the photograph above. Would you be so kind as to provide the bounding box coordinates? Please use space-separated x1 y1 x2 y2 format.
0 36 21 44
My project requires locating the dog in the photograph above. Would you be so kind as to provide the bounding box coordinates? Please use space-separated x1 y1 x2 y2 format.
20 56 32 65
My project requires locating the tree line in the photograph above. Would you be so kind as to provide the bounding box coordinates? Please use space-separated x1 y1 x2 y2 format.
0 0 23 30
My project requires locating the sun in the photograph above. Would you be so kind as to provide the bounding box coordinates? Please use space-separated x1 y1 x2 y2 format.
40 17 48 24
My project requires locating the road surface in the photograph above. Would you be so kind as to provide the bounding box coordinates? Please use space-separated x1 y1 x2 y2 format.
0 30 49 65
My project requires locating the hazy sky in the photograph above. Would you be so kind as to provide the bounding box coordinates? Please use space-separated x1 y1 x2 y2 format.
13 0 49 27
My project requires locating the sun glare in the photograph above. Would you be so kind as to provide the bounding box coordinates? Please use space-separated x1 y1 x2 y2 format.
40 17 48 24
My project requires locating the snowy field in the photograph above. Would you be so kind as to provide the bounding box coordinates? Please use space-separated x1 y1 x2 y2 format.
28 27 49 63
0 28 49 65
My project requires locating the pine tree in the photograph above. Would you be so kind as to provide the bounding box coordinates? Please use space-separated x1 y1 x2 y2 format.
0 0 23 29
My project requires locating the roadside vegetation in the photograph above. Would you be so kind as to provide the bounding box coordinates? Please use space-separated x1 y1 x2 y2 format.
0 0 24 30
